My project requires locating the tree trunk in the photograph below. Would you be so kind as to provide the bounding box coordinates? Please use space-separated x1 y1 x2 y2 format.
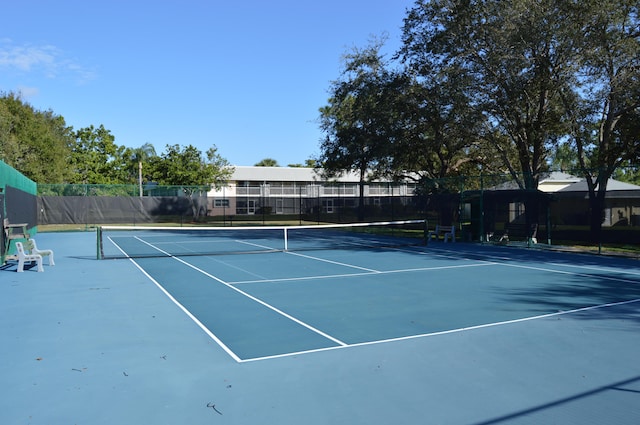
524 193 540 243
357 166 367 221
588 187 607 244
522 171 540 242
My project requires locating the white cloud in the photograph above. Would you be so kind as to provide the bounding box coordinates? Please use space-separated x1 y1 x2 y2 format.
16 85 40 99
0 39 96 83
0 40 57 72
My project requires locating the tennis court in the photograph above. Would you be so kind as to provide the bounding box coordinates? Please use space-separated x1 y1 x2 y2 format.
2 227 640 424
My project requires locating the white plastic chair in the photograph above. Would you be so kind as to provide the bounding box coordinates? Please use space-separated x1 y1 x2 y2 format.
15 241 44 272
27 239 55 266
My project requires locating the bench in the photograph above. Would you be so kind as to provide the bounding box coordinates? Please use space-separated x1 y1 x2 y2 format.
428 225 456 243
498 223 538 244
3 219 29 263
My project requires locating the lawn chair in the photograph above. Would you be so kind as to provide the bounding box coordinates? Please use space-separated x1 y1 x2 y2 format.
15 241 44 272
26 239 55 266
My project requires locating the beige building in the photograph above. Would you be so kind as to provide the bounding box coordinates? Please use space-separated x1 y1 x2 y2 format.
207 166 418 217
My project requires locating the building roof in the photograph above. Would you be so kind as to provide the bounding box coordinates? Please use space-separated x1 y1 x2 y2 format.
479 171 640 196
535 172 640 198
231 166 322 182
230 166 382 183
558 178 640 192
538 171 584 193
540 171 582 183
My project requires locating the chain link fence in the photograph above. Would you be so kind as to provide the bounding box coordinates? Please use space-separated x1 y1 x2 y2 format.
38 172 640 248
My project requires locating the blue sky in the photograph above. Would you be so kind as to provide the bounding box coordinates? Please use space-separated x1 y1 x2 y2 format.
1 0 414 166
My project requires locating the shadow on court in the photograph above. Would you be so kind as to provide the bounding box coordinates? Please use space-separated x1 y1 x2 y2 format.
474 375 640 425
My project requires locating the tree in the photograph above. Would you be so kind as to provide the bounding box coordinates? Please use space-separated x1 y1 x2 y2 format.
148 144 233 219
149 144 232 187
402 0 575 188
254 158 279 167
381 67 490 224
389 66 487 184
318 36 400 219
563 0 640 238
548 142 580 172
614 162 640 186
287 159 317 168
69 125 120 184
122 143 158 195
400 0 582 230
0 92 73 183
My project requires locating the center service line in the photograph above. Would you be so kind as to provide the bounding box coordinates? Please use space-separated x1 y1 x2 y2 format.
132 236 347 349
170 255 348 347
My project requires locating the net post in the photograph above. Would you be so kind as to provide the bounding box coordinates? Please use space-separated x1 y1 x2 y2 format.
284 227 288 251
96 226 103 259
423 219 428 245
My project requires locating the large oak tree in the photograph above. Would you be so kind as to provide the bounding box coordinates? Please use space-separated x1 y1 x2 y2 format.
318 38 401 219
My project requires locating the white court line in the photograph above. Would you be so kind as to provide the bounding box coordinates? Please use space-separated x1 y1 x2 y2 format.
207 256 269 281
129 235 277 275
421 246 640 284
497 262 640 285
163 238 271 281
129 236 348 352
109 236 640 362
548 262 640 276
230 261 497 285
171 256 348 347
106 236 242 361
279 246 496 280
285 251 381 273
132 259 244 362
146 239 229 245
235 239 281 251
239 297 640 362
134 236 177 256
392 245 512 265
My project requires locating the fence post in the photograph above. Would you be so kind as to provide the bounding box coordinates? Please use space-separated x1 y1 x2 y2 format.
480 173 485 243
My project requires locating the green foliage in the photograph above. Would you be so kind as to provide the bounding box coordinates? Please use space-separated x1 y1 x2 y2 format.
148 144 233 189
70 125 121 184
121 142 157 184
613 163 640 185
316 0 637 234
389 67 488 181
287 159 317 168
38 183 139 196
318 36 399 180
0 92 73 183
0 93 233 189
254 158 279 167
558 0 640 233
549 142 580 172
400 0 577 189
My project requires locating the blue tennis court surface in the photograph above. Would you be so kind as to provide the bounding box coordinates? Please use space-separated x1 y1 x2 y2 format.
2 231 640 424
129 237 640 362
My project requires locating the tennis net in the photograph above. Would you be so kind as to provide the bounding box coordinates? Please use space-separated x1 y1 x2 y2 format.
96 220 426 259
